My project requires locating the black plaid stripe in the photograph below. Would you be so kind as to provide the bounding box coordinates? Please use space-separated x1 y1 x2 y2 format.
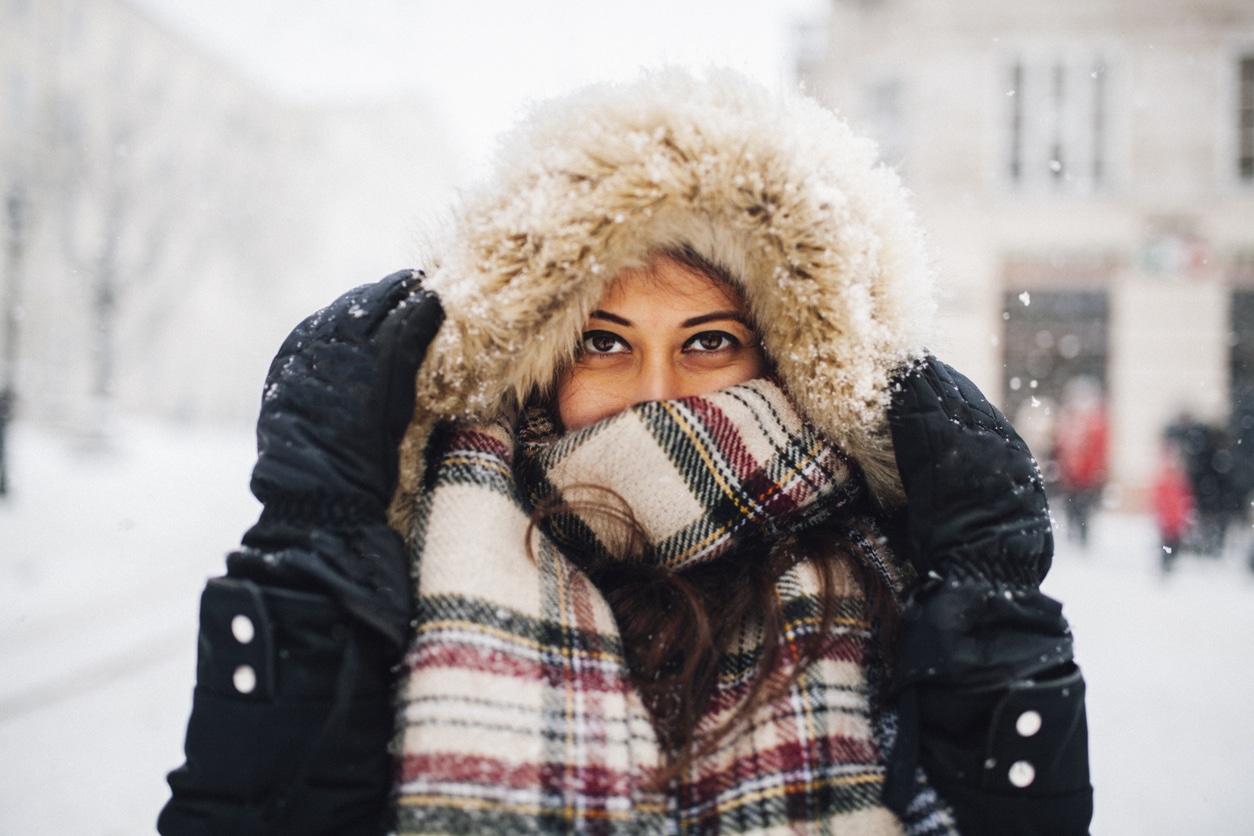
395 800 667 835
415 593 627 660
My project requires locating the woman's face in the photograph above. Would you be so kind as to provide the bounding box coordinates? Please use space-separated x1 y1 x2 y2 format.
556 255 766 431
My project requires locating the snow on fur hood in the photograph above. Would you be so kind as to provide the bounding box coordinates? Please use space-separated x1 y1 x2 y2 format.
392 69 934 528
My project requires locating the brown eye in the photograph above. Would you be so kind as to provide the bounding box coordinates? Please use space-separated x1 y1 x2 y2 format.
685 331 739 352
580 330 629 355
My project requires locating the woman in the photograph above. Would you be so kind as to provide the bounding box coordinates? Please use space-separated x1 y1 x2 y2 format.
160 70 1090 835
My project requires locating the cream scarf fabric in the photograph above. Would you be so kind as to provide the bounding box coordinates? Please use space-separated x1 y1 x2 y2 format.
394 379 956 835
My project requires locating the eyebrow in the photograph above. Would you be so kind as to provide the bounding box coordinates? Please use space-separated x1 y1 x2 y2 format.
588 310 751 329
682 311 750 329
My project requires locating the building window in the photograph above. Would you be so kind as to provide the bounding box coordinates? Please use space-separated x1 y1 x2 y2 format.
1005 52 1111 192
1239 56 1254 182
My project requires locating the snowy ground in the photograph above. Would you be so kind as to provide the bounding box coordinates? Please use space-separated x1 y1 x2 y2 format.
2 418 1253 835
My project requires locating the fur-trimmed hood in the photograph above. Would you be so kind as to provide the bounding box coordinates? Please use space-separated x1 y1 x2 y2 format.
392 68 934 528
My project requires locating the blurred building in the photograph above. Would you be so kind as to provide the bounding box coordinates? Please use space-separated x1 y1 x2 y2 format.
800 0 1254 507
0 0 457 429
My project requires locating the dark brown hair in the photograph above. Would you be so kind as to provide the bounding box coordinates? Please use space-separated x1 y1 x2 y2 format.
659 244 741 291
525 497 901 788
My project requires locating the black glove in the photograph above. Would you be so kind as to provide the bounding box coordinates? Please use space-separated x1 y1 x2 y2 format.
883 356 1088 833
229 269 443 652
887 354 1070 687
890 354 1051 589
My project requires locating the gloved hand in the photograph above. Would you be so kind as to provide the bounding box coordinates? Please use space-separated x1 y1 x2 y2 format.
890 354 1051 588
883 355 1086 829
887 354 1071 687
228 269 443 653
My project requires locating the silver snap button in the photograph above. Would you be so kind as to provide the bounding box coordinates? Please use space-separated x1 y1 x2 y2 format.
1008 760 1036 788
1015 709 1042 737
231 614 255 645
233 664 257 694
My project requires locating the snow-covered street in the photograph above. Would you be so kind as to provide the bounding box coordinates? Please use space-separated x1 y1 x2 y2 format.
2 418 1253 835
0 420 258 836
1042 512 1254 834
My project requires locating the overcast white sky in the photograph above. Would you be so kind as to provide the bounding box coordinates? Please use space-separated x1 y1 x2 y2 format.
131 0 830 173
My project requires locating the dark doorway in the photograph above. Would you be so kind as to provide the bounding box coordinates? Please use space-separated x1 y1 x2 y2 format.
1231 291 1254 418
1001 289 1109 422
1228 292 1254 505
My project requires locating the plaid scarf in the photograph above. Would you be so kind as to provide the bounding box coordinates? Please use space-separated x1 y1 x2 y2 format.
514 378 857 570
395 379 957 835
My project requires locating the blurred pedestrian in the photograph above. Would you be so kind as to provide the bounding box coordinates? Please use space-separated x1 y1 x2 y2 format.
1052 376 1108 547
1166 413 1238 556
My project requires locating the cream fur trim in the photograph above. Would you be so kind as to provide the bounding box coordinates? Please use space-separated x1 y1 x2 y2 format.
391 69 934 530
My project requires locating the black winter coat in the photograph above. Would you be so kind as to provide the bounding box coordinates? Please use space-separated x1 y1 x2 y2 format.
159 558 1091 835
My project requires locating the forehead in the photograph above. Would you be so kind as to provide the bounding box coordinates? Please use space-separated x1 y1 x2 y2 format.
598 255 745 315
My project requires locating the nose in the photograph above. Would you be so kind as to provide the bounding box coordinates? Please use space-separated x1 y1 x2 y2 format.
632 353 685 405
